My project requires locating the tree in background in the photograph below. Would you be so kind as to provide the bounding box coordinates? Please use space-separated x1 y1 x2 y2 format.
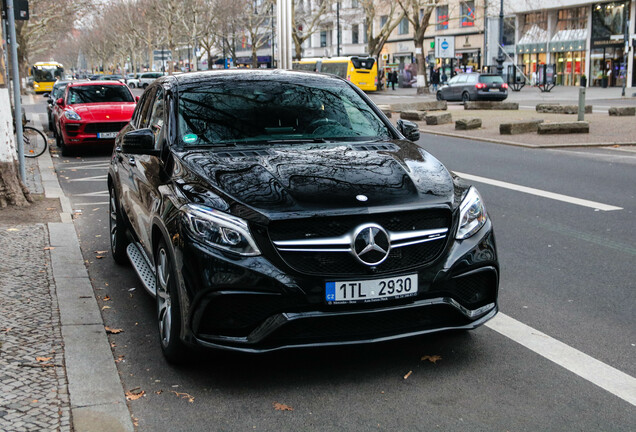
362 0 405 58
397 0 440 94
291 0 331 60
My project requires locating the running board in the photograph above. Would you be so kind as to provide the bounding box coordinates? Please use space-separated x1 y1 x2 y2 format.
126 243 156 297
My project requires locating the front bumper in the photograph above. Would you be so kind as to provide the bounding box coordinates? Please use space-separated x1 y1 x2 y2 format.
175 220 499 353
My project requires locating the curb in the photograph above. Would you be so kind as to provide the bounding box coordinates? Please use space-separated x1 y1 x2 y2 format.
418 128 636 149
38 140 134 431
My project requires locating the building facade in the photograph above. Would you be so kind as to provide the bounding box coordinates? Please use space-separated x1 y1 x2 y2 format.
505 0 635 87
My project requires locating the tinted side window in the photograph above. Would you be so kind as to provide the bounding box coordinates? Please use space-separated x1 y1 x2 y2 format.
456 75 468 84
148 88 165 146
479 75 504 84
448 76 459 85
137 87 158 129
467 74 478 84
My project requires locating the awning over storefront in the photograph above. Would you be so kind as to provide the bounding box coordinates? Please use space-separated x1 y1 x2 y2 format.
548 29 587 52
516 24 548 54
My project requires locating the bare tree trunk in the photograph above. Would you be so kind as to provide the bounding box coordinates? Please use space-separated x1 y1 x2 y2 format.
0 87 32 207
416 40 429 95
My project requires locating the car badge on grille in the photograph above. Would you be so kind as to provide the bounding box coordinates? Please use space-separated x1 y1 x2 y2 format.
356 194 368 202
352 223 391 266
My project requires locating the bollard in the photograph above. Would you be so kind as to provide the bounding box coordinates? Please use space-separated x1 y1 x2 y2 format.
577 88 586 121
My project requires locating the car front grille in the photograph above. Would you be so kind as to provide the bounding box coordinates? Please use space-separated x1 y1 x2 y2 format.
268 209 452 276
84 122 128 133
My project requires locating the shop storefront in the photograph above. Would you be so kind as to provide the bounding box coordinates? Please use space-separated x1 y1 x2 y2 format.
549 7 588 86
516 11 549 79
591 1 630 87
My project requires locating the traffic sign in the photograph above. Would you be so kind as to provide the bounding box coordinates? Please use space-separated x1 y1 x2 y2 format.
434 36 455 59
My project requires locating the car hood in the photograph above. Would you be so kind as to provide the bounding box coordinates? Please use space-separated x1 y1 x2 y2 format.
175 140 457 220
68 103 136 122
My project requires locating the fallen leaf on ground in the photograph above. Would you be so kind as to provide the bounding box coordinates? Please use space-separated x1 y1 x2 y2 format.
95 250 108 254
125 389 145 401
171 391 195 403
36 357 52 362
421 355 442 364
6 228 19 232
43 247 55 250
273 402 294 411
103 296 111 301
403 370 413 380
46 208 56 210
155 390 163 395
96 255 105 259
102 306 111 310
105 326 123 334
115 355 125 363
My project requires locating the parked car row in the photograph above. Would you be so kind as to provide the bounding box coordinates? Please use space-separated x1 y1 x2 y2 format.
126 72 165 89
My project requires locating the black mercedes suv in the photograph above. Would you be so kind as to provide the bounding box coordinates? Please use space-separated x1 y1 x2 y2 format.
108 70 499 363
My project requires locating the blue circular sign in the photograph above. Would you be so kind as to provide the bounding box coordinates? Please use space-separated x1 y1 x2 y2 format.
441 41 449 50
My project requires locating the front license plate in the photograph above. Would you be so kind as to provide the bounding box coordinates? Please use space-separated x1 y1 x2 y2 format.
326 274 417 304
97 132 118 139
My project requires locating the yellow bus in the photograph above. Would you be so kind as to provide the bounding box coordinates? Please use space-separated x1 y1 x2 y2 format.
292 56 378 92
30 61 64 93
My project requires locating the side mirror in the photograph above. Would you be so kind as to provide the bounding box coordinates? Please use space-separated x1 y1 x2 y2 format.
42 92 50 98
56 98 65 107
122 128 160 156
396 119 420 142
135 96 140 102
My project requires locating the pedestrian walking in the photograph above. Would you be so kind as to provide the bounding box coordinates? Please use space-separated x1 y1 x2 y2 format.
441 70 448 85
388 70 398 90
430 68 440 92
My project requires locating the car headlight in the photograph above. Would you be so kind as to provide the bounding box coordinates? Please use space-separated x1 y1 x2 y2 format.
182 204 261 256
456 187 487 240
64 110 81 120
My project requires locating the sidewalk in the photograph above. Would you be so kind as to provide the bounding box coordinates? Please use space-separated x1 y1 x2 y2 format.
0 117 133 431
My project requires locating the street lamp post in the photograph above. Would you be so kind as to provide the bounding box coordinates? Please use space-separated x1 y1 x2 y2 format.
496 0 504 76
337 2 341 57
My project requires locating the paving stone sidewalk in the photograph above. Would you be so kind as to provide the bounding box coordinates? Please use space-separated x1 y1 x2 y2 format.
0 225 71 432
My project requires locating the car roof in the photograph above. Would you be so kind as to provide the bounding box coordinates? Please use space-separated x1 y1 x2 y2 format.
158 69 346 87
67 80 126 87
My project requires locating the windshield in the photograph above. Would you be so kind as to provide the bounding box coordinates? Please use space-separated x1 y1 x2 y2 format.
479 75 504 84
33 66 63 83
177 78 392 147
67 85 134 104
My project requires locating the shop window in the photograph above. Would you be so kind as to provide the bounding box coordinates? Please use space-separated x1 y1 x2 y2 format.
557 7 588 31
380 15 388 29
398 17 409 35
503 17 515 46
592 2 628 40
351 0 358 8
437 5 449 30
461 1 475 27
352 24 359 45
320 30 327 47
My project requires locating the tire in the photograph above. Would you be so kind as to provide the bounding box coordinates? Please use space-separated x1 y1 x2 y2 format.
436 91 443 101
462 92 470 104
22 126 47 158
109 185 130 265
155 238 187 364
142 83 149 89
129 83 136 89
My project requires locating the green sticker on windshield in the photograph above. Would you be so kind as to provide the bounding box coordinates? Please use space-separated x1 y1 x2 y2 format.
183 134 198 144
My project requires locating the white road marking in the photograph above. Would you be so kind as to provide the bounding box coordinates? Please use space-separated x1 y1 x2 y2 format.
61 162 110 170
72 190 109 197
454 171 623 211
73 202 109 206
68 175 108 182
487 313 636 406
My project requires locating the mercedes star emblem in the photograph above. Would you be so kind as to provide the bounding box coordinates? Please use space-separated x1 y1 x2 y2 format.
352 223 391 266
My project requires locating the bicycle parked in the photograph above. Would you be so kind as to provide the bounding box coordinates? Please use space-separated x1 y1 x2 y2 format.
19 122 48 158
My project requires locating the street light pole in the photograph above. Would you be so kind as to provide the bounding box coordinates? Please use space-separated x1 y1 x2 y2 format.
6 0 25 181
496 0 504 76
337 2 341 57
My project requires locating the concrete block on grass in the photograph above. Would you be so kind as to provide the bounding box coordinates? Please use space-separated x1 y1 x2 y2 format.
537 121 589 134
425 112 452 125
499 119 544 135
455 118 482 130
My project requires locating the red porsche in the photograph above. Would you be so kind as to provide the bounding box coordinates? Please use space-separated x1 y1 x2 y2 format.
53 81 137 155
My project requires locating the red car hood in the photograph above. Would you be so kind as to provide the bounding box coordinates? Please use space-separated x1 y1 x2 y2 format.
68 102 136 122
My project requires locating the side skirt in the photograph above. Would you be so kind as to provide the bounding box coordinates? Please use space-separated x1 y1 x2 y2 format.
126 242 157 297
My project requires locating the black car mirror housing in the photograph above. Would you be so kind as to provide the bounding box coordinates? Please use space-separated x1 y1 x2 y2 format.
122 128 160 156
396 119 420 142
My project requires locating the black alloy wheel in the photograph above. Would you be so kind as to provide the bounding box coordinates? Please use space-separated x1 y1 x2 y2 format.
109 186 130 265
155 239 186 364
436 92 443 101
462 92 470 104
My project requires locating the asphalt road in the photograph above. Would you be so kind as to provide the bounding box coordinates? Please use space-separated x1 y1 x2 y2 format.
26 93 636 431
